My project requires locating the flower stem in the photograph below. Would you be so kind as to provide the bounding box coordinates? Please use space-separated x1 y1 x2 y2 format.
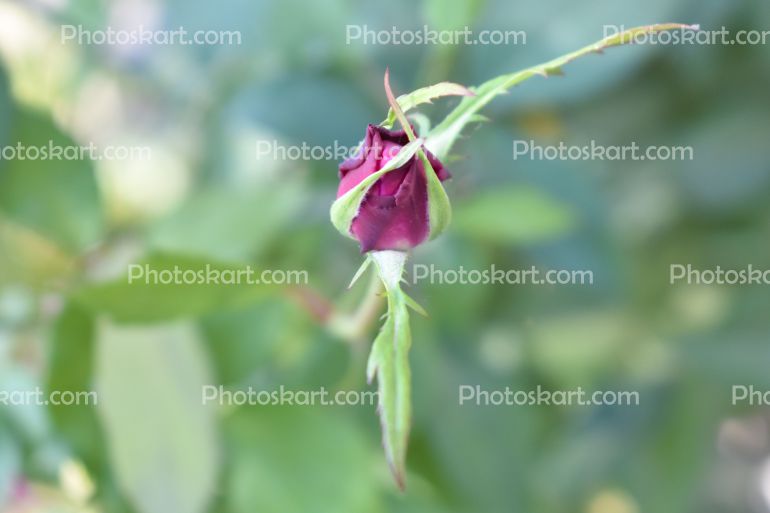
367 250 413 490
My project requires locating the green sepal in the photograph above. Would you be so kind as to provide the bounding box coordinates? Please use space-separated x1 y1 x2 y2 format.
421 151 452 241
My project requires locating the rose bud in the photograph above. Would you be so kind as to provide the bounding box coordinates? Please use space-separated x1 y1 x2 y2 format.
331 124 451 253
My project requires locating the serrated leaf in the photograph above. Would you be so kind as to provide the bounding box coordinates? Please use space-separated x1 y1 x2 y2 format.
381 82 474 128
330 138 424 240
425 23 698 159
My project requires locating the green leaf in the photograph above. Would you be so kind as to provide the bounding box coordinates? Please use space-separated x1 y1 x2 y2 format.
367 250 412 489
96 321 220 513
46 303 105 469
425 23 699 159
147 180 305 263
381 82 474 129
453 187 575 244
73 253 275 323
0 107 104 252
225 408 378 513
330 138 424 240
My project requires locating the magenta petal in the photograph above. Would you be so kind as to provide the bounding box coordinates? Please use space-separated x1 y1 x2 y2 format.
337 128 383 197
339 125 375 177
335 123 449 252
351 159 429 252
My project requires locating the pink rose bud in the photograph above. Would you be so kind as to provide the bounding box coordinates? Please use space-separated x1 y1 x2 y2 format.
336 124 450 252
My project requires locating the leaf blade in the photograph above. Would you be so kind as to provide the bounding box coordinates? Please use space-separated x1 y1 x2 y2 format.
382 82 474 128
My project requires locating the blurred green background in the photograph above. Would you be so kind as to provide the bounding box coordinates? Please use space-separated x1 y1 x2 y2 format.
1 0 770 512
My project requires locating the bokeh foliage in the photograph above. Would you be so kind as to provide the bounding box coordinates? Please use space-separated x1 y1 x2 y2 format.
1 0 770 512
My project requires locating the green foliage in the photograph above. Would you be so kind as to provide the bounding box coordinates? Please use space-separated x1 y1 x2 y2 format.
453 187 574 244
0 1 768 512
47 304 105 468
225 407 379 513
146 181 306 263
0 426 20 506
0 107 103 253
95 322 220 513
74 253 274 323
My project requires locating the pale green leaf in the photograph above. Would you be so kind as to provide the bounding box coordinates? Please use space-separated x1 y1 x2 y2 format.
96 321 220 513
382 82 474 128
